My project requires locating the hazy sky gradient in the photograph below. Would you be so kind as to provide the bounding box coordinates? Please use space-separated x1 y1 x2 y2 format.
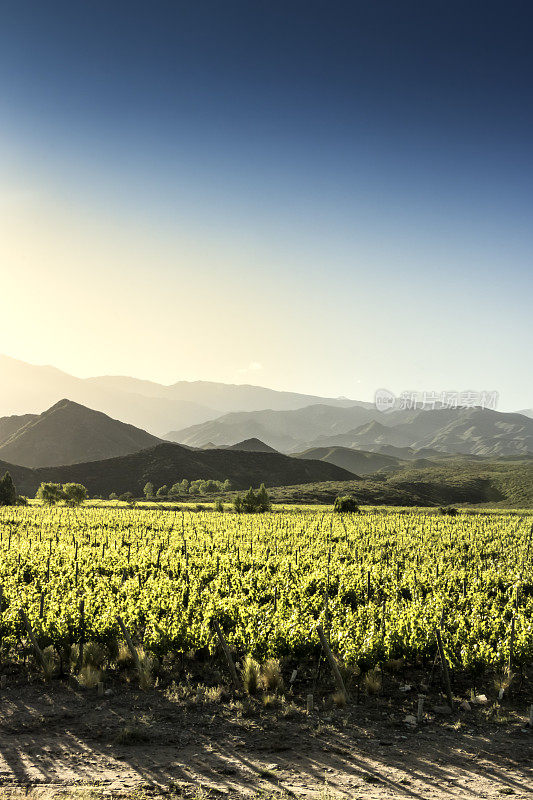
1 1 531 409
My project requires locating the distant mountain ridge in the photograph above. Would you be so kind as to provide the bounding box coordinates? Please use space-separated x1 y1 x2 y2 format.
0 399 162 467
0 354 360 436
172 405 533 458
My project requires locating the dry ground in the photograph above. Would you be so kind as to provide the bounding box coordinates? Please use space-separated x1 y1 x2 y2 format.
0 671 532 800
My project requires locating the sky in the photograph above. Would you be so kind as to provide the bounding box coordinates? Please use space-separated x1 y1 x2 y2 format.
0 0 532 410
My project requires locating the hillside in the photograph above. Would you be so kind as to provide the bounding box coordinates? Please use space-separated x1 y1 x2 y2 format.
168 403 380 451
0 399 162 468
294 446 397 475
0 413 38 445
0 354 359 436
3 442 353 496
266 458 533 508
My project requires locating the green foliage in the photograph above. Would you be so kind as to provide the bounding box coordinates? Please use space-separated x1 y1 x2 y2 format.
36 482 64 505
62 483 88 507
0 505 532 676
109 493 118 500
235 484 272 513
143 482 155 499
36 482 87 506
156 485 168 498
0 472 17 506
334 495 360 513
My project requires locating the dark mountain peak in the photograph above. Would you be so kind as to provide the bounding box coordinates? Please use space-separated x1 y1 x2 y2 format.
0 400 162 468
226 438 279 453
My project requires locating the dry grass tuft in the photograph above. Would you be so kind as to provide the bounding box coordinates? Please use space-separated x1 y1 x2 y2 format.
78 664 102 689
261 658 284 692
332 690 347 707
137 647 155 690
117 642 135 668
363 667 382 695
242 655 261 694
42 645 57 680
82 641 107 669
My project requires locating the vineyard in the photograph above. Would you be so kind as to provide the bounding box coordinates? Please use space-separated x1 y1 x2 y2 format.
0 505 532 679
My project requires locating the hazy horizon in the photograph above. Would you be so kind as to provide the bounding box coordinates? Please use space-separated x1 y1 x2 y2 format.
1 2 532 410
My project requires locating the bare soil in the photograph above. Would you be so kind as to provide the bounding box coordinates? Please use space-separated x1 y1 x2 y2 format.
0 667 532 800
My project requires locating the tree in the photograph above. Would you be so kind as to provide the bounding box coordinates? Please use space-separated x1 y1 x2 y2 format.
179 479 189 494
256 483 271 512
143 482 155 499
241 487 259 513
109 492 118 500
36 483 64 506
62 483 88 507
0 472 17 506
234 495 243 513
222 479 232 492
156 484 168 498
333 495 360 513
215 499 224 512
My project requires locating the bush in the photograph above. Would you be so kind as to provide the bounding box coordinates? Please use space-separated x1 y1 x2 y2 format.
439 506 458 516
334 495 360 513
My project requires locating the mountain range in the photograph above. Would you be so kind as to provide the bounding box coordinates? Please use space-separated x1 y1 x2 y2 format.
0 354 358 436
171 404 533 458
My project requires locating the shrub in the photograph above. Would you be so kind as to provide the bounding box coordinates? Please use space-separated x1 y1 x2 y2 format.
333 495 360 513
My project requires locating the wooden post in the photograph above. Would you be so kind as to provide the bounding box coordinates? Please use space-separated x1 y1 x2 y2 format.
529 704 533 727
20 610 48 676
213 619 241 691
435 629 453 710
306 693 314 713
316 623 348 702
417 694 425 723
117 616 142 672
509 615 516 673
97 681 104 696
75 600 85 673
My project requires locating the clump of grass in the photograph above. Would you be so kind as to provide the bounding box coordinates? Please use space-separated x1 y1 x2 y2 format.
494 667 514 695
78 664 102 689
363 667 382 695
242 655 261 694
114 717 150 745
137 647 155 690
205 685 226 703
82 641 107 669
42 645 57 680
261 658 284 692
262 692 280 709
332 690 347 707
117 642 135 668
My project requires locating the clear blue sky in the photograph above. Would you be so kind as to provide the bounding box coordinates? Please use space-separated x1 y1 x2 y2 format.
0 1 531 409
